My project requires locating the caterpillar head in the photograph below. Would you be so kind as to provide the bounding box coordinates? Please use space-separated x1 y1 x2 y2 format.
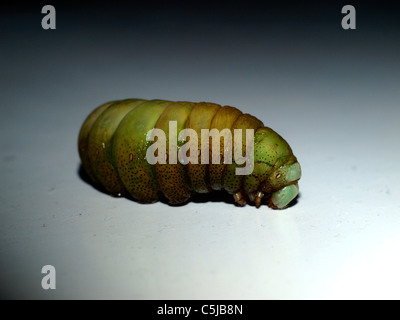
262 161 301 209
243 127 301 209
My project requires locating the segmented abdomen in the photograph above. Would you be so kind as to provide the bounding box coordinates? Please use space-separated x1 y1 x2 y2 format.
78 99 266 204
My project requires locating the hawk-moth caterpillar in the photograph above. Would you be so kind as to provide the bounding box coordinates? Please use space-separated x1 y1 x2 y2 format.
78 99 301 209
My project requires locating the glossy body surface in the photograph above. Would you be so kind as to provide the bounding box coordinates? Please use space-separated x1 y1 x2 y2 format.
78 99 301 209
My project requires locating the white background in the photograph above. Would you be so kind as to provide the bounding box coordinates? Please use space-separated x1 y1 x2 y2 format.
1 3 399 299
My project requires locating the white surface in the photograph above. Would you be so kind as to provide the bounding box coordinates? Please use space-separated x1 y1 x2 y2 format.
1 4 400 299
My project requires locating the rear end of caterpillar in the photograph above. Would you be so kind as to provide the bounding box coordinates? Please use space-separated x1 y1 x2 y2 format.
78 99 301 209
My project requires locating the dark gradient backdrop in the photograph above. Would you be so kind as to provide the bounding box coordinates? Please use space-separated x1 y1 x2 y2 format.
1 1 399 299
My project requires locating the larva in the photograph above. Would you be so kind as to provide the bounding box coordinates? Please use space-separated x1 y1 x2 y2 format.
78 99 301 209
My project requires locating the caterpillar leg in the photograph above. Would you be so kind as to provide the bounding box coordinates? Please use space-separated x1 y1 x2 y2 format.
233 192 247 206
255 191 264 209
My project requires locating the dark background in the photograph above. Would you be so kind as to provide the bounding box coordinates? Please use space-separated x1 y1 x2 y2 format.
1 0 399 299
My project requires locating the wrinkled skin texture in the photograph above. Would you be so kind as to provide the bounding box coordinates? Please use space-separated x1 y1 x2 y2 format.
78 99 301 209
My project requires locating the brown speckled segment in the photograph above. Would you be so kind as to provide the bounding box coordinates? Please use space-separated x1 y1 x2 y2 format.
208 106 242 191
185 102 221 193
78 101 115 184
111 100 172 203
222 113 264 194
87 99 145 195
154 101 194 204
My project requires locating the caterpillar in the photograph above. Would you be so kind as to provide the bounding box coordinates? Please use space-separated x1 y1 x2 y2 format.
78 99 301 209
